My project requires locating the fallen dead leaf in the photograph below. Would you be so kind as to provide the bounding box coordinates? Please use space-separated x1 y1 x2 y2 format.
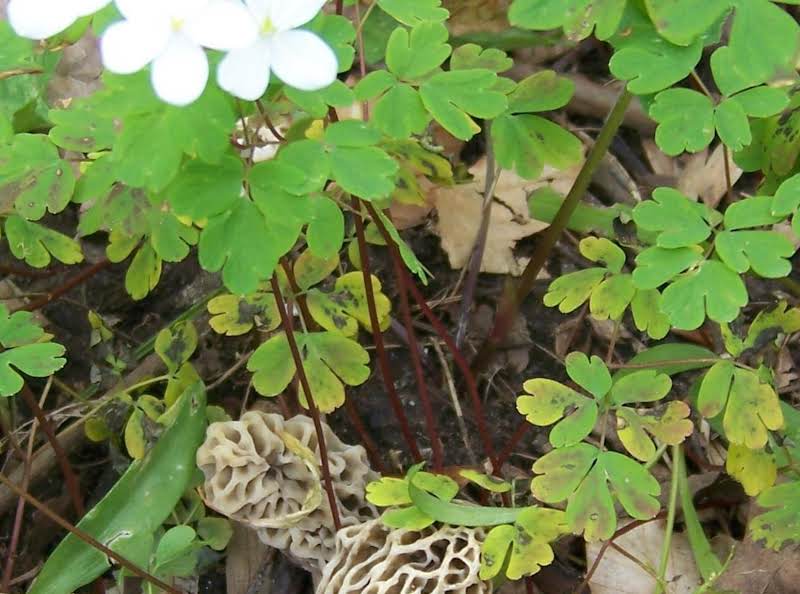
713 534 800 594
678 144 743 208
587 520 701 594
443 0 511 37
432 157 581 275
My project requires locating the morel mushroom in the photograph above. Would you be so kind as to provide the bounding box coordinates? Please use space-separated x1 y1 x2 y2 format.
316 518 491 594
196 411 377 571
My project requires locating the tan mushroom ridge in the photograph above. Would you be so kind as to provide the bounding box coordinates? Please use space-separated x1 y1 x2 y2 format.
196 411 377 571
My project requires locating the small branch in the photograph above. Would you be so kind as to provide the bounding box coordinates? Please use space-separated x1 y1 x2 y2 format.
470 89 633 375
17 259 111 313
270 276 342 530
0 471 182 594
351 198 423 463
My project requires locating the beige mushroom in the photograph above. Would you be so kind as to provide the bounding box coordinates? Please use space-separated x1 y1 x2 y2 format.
316 518 492 594
196 411 377 571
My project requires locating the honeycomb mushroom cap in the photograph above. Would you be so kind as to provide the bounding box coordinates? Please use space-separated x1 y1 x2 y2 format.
196 411 377 571
316 518 492 594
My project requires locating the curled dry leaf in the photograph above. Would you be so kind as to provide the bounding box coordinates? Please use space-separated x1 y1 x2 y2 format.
432 156 581 275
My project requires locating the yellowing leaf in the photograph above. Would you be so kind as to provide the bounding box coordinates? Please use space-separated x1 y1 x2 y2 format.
726 443 776 496
307 272 391 337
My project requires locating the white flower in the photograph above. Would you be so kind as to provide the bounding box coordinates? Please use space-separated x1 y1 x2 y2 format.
217 0 338 101
8 0 110 39
101 0 258 106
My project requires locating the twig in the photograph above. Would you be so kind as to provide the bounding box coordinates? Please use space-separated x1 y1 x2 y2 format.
270 275 342 530
17 260 111 313
471 89 633 375
207 350 253 392
455 143 502 348
0 471 182 594
431 340 477 467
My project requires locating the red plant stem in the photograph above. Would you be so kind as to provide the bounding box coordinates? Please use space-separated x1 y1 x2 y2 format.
19 259 111 313
364 204 499 472
2 427 34 590
389 242 444 470
0 264 52 278
20 386 84 515
335 0 343 14
351 198 423 463
0 471 182 594
496 419 531 469
280 260 386 473
269 275 342 530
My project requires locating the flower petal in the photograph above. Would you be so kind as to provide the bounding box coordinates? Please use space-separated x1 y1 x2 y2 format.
217 40 272 100
151 34 209 105
245 0 273 21
185 0 258 50
113 0 168 23
270 30 337 91
270 0 327 31
101 19 170 74
8 0 77 39
72 0 112 17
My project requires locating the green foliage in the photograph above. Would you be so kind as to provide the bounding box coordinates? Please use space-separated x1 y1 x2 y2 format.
751 480 800 549
0 304 66 397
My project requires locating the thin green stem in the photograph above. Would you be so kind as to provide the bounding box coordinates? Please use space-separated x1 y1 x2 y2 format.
471 88 633 375
654 444 682 594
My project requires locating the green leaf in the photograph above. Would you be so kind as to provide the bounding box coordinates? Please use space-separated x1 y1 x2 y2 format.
543 268 606 313
613 343 717 380
48 105 116 152
589 274 636 321
310 14 356 73
715 230 795 278
328 146 398 199
451 44 513 73
507 70 574 113
199 199 290 295
732 85 790 117
196 517 232 551
166 156 244 220
644 0 730 45
154 321 198 374
529 188 623 236
378 0 449 26
4 215 83 268
724 195 785 229
373 84 431 138
459 469 513 493
565 352 612 399
382 505 435 530
609 11 703 94
580 236 626 273
616 402 693 461
293 251 340 291
715 97 752 152
632 246 704 290
661 259 748 329
413 471 459 500
248 331 370 413
29 384 207 594
376 210 431 284
744 301 800 350
710 0 800 96
366 477 413 506
517 378 598 447
0 305 44 348
531 444 660 541
125 243 161 301
698 363 783 448
610 370 672 405
385 22 451 80
0 343 67 397
307 272 391 337
632 187 715 248
154 525 197 569
771 172 800 217
631 289 670 339
0 134 75 220
751 480 800 549
726 443 776 496
306 194 345 258
509 0 626 40
124 408 146 460
420 69 508 141
492 113 582 179
650 89 715 155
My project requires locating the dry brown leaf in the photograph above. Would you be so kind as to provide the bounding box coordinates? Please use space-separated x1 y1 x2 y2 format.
431 158 581 275
443 0 510 36
713 534 800 594
642 139 679 179
587 520 701 594
678 144 743 208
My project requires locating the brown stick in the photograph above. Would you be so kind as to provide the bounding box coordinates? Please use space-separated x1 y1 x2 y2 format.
0 471 183 594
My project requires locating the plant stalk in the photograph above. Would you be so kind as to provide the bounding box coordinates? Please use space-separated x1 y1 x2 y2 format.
470 89 633 375
269 276 342 530
654 445 682 594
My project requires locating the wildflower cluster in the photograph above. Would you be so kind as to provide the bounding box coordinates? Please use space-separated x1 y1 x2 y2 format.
8 0 338 104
